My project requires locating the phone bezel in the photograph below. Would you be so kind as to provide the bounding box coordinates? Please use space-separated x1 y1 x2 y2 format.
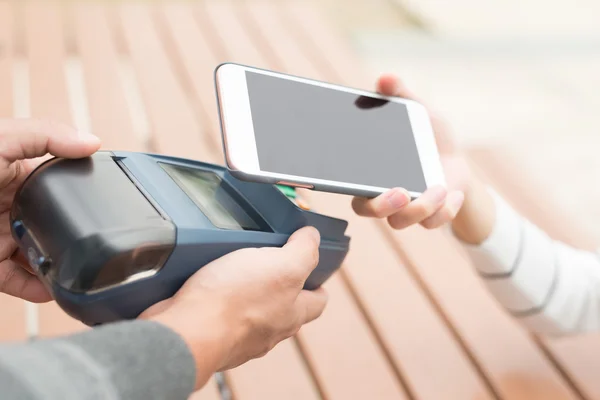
215 62 446 198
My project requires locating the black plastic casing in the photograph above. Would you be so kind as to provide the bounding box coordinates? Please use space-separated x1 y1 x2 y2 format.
10 153 176 296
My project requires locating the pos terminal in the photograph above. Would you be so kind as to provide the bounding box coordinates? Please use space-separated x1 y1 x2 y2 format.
9 151 350 326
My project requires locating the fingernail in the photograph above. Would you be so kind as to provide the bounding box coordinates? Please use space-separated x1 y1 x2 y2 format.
307 226 321 244
429 186 448 203
387 188 410 209
385 78 398 95
449 191 465 212
78 131 100 142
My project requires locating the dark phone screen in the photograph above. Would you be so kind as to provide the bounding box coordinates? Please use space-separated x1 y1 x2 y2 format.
245 71 427 192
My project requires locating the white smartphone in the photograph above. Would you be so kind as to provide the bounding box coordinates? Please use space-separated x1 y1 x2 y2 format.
214 63 445 198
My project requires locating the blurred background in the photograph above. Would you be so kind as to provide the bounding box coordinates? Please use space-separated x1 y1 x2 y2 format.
3 1 600 398
324 0 600 236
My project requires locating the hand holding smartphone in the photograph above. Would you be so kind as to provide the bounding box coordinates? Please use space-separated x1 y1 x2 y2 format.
214 63 446 199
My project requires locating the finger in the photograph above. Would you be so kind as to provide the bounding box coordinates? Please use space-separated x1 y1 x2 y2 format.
294 287 328 325
420 191 465 229
387 186 447 230
376 74 418 99
0 118 101 165
10 248 35 274
0 259 52 302
352 187 410 218
281 226 321 278
376 74 455 152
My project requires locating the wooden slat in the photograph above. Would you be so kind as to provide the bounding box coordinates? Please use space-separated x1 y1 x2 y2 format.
157 3 323 398
72 2 138 151
0 1 27 343
280 2 583 399
24 0 88 337
0 294 26 342
280 1 368 88
117 3 210 160
159 3 222 155
25 1 70 124
227 339 320 400
0 1 12 116
240 1 321 79
298 272 410 399
544 335 600 400
227 340 320 400
199 1 267 68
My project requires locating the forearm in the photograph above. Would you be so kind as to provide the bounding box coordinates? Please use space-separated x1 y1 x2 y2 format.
452 180 600 335
0 320 196 400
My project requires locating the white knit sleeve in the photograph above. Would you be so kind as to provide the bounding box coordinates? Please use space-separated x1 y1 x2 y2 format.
457 188 600 335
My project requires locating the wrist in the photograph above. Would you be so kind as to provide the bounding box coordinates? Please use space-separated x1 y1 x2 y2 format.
140 300 232 390
451 176 496 245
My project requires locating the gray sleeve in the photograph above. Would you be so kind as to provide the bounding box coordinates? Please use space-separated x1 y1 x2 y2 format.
0 319 196 400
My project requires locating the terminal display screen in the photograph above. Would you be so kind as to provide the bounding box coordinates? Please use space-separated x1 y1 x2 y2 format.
160 163 264 231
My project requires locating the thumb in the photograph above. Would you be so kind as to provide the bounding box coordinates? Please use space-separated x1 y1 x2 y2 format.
0 119 101 165
286 225 321 246
279 226 321 281
294 287 328 325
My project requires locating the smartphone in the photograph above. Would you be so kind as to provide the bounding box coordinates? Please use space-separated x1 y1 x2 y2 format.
214 63 445 198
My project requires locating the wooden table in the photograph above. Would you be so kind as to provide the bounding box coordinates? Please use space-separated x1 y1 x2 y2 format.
1 1 599 399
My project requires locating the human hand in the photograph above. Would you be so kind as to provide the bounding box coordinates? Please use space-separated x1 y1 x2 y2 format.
0 119 101 302
352 74 473 230
140 226 327 389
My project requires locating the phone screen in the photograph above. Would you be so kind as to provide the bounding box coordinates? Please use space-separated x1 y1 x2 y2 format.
245 71 428 192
